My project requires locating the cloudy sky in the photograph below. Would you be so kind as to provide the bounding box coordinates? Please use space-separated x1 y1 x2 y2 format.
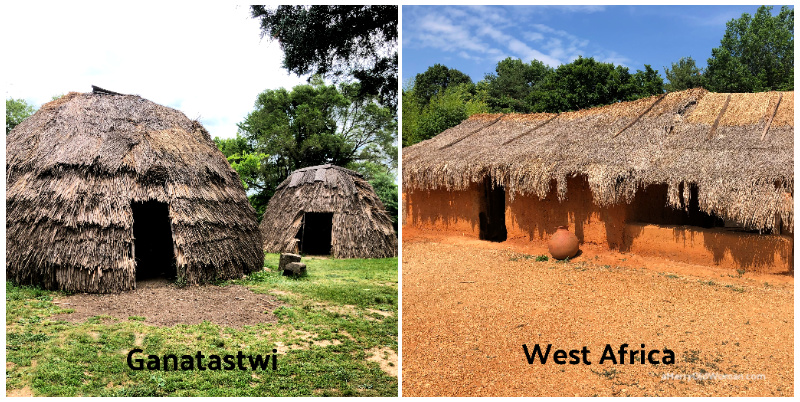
4 3 307 139
402 5 787 84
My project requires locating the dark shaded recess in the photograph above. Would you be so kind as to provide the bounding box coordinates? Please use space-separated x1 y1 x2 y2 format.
132 201 176 280
479 176 507 242
629 183 724 229
296 212 334 255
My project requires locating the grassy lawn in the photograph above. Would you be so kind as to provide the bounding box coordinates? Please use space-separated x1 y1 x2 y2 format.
6 254 398 397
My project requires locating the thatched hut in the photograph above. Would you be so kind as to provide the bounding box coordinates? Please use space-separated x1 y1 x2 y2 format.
403 88 793 271
260 164 397 258
6 89 263 293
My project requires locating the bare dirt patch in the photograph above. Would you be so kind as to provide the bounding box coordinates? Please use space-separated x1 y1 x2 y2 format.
402 229 793 397
53 279 283 328
7 386 33 397
366 347 398 377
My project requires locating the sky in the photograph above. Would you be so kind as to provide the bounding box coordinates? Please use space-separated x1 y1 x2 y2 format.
4 3 308 140
402 5 791 85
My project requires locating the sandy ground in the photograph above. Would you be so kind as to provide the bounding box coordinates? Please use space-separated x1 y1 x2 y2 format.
53 278 282 327
401 227 793 397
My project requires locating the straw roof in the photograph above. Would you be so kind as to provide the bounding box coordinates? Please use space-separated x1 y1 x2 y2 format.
260 164 397 258
6 91 263 293
403 88 793 232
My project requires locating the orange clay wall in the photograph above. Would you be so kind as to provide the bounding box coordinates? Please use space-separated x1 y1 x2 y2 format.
404 176 793 272
403 183 483 236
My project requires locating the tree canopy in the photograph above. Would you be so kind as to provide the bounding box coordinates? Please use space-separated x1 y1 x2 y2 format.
531 57 663 113
413 63 474 105
483 57 551 113
402 57 664 147
218 77 397 221
6 98 35 134
664 57 704 92
251 5 398 112
704 5 794 92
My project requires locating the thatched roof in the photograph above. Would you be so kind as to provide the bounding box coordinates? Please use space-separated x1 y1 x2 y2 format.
260 164 397 258
403 88 793 232
6 91 263 293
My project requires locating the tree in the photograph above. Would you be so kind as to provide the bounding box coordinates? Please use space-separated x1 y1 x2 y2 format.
404 83 489 147
401 87 422 147
705 5 793 92
413 64 474 105
6 98 35 134
349 160 398 231
530 57 663 113
233 77 396 216
626 65 665 100
214 134 271 217
251 5 398 112
664 57 704 92
483 57 551 113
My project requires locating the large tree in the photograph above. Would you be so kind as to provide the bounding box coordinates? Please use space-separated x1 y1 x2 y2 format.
664 57 704 92
483 57 551 113
6 98 35 134
228 77 396 216
412 64 474 105
530 57 663 113
704 5 793 92
251 5 398 112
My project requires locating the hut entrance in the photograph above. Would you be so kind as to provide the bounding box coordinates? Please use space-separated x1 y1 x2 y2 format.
131 201 176 280
296 212 334 255
630 183 724 229
479 177 507 242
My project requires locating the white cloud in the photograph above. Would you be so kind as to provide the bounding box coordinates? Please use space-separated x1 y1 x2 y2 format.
405 6 631 70
524 32 545 42
3 3 308 139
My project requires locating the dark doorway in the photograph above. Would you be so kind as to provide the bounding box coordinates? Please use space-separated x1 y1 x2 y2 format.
296 212 334 255
479 177 507 242
629 183 724 229
131 201 176 280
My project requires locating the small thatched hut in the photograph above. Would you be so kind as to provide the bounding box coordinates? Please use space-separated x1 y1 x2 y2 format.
260 164 397 258
6 89 263 293
403 88 793 272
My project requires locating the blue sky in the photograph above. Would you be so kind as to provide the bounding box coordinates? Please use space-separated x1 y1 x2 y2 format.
402 5 791 85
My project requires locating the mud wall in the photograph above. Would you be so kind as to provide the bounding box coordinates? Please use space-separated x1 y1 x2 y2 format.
624 224 792 272
506 176 627 248
405 176 793 271
404 183 483 236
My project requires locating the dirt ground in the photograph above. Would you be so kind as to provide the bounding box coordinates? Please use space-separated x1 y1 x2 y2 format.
401 227 794 397
53 279 282 327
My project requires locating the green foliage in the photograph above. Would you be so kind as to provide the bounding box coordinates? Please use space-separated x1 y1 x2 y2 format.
402 83 489 147
531 57 664 113
348 161 398 231
251 5 398 112
413 63 474 105
664 57 705 92
6 98 36 134
705 6 794 92
483 57 551 113
223 77 396 218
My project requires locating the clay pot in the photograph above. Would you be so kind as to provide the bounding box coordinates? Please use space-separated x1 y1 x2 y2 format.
548 226 579 260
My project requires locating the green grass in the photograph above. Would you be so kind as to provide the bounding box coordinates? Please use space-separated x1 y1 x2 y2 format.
6 254 398 397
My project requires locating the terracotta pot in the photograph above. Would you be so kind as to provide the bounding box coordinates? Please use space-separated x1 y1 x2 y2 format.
548 226 579 260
